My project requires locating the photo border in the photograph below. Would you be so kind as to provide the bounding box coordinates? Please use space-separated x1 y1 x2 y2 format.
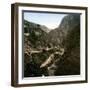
11 3 88 87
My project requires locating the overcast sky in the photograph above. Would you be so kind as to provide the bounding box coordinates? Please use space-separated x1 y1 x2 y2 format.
24 12 67 29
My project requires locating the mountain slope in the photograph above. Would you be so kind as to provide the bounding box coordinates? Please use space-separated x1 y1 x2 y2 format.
54 14 80 75
48 14 80 47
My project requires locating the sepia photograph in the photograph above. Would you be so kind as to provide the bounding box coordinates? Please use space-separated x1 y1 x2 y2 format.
23 12 80 77
11 3 87 87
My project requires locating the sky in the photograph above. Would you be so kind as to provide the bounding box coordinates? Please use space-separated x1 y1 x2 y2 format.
24 12 67 29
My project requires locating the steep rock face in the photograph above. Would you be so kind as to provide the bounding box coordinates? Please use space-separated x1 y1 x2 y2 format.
55 24 80 75
54 14 80 75
59 14 80 30
48 14 80 47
